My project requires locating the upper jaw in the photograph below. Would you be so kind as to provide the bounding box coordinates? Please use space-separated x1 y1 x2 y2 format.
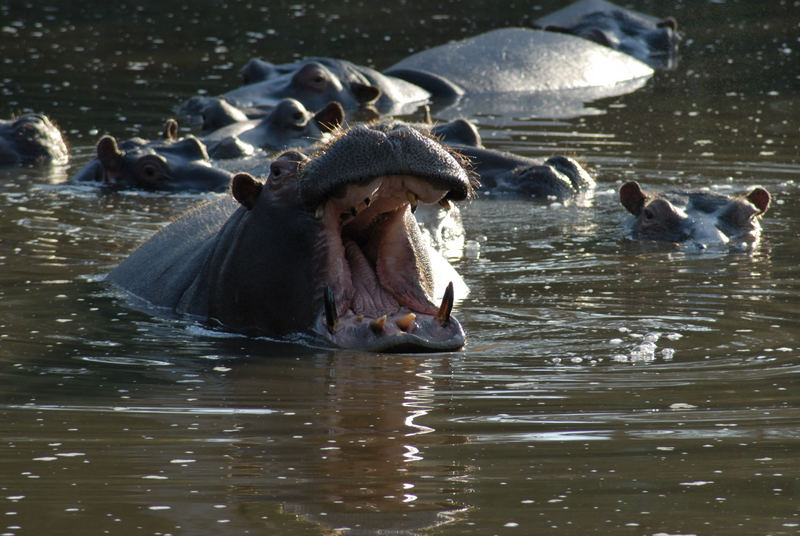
291 123 471 352
297 122 474 210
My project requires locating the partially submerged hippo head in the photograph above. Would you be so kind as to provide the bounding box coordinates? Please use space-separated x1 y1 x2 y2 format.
536 0 681 69
0 113 69 166
204 98 345 159
619 181 770 246
183 58 382 115
71 121 232 192
110 123 475 351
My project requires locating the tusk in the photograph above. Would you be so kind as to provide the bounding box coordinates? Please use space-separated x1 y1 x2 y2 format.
435 281 454 327
438 198 452 211
396 313 416 331
315 205 324 219
370 315 387 333
324 286 338 333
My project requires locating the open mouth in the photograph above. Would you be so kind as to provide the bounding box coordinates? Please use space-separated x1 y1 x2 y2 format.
313 173 464 351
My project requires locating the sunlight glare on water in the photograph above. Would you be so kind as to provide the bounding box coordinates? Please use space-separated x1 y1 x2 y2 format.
1 1 799 535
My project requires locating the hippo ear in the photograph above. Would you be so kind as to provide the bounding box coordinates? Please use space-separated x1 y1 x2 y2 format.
162 118 179 141
97 135 122 172
313 101 345 132
746 187 770 215
350 82 381 104
657 17 679 31
619 181 648 216
240 58 276 85
231 173 264 210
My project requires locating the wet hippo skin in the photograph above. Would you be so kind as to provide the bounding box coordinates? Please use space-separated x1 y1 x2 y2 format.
619 181 770 247
109 123 475 352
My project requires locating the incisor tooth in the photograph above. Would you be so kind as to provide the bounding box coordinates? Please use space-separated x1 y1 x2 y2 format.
314 205 324 219
370 315 387 333
396 313 416 331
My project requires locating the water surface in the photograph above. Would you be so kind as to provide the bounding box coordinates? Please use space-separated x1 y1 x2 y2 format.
1 1 799 534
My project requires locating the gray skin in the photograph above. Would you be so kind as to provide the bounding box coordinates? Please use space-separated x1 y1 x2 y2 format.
619 181 771 246
0 113 69 166
202 99 345 159
179 28 652 120
179 57 432 119
536 0 681 70
71 120 233 192
109 123 475 352
431 118 595 200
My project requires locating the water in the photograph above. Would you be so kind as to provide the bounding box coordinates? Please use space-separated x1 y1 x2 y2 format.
1 1 799 534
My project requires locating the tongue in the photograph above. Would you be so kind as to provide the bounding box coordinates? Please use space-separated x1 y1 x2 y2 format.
345 239 400 316
376 207 438 315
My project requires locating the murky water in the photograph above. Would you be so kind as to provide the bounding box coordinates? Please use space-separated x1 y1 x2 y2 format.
1 1 799 534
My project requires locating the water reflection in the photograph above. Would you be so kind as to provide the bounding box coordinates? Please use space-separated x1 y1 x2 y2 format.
2 0 800 534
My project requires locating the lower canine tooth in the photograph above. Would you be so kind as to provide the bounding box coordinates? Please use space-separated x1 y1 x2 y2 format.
324 286 338 333
438 198 452 211
396 313 416 331
435 281 454 327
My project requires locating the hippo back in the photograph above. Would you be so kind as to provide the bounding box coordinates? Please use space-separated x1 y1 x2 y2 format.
387 28 652 93
108 197 239 312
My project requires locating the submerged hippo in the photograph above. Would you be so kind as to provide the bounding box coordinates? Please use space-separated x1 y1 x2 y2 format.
431 118 595 200
180 57 430 119
109 123 474 352
619 181 771 247
180 25 652 120
536 0 681 70
202 99 344 159
71 120 233 192
0 113 69 166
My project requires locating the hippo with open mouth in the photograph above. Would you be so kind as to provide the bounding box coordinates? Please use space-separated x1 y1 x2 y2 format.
109 123 475 352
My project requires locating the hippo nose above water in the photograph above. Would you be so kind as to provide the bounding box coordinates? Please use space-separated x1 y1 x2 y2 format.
297 122 474 210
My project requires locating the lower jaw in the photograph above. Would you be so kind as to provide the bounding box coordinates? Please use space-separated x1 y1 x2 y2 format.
313 310 466 353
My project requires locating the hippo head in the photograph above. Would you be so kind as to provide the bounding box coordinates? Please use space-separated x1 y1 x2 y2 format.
208 123 475 351
619 181 770 246
72 123 232 192
204 99 345 159
259 98 344 148
201 98 250 132
0 113 69 166
218 58 382 113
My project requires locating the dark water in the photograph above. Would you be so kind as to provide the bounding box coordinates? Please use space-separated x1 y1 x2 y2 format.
1 1 799 535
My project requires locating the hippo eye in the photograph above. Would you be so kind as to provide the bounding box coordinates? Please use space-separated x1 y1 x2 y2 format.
136 155 168 184
643 208 654 220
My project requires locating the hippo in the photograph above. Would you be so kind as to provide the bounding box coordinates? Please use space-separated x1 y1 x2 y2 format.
430 118 595 200
70 120 233 192
109 123 475 352
202 99 345 159
179 57 431 119
0 113 69 166
179 25 653 120
536 0 681 70
619 181 771 247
